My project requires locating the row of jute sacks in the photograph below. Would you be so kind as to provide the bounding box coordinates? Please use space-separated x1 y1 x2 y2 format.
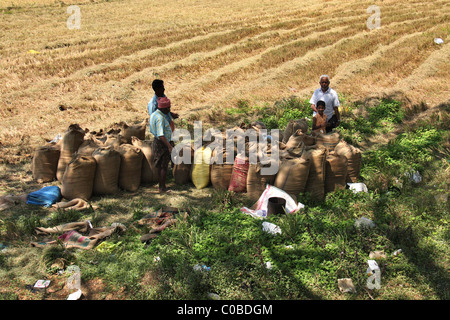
31 119 361 202
189 120 362 202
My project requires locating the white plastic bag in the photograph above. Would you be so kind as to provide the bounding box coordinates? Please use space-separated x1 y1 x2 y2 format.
347 183 368 193
240 185 304 219
262 221 282 235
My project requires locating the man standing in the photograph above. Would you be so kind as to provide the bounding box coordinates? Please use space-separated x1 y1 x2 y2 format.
309 75 341 133
148 79 178 126
149 97 175 194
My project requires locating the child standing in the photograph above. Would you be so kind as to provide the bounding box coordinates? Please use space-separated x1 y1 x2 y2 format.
312 100 327 134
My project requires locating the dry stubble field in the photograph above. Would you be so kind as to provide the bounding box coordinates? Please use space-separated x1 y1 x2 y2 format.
0 0 449 300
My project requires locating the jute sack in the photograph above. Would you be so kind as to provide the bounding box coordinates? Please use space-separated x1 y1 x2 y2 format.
282 119 309 144
334 140 362 183
173 143 194 185
92 146 121 195
316 132 340 152
285 129 305 149
191 146 212 189
131 137 157 184
228 154 249 193
32 144 60 183
121 120 147 144
118 144 143 192
210 147 234 190
61 155 96 201
247 161 278 201
303 147 326 201
104 132 127 150
77 138 100 156
56 124 86 181
324 151 348 194
303 134 316 147
274 156 310 200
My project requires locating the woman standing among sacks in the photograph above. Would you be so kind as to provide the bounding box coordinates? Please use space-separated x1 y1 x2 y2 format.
149 97 175 194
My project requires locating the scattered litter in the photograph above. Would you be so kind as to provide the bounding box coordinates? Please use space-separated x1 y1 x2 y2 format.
207 292 221 300
392 249 402 256
262 221 282 235
28 49 41 54
154 256 161 262
354 216 376 229
285 245 294 250
347 182 368 193
265 261 272 270
66 265 81 290
434 38 444 44
96 241 121 253
193 264 211 272
369 250 386 260
67 289 82 300
33 279 51 290
366 260 381 289
404 170 422 183
0 243 8 252
49 133 62 144
366 260 380 277
338 278 356 293
434 194 448 202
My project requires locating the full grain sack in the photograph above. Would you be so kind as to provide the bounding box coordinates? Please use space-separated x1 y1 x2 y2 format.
247 161 278 201
228 154 249 193
32 144 60 183
77 138 100 156
334 140 362 183
285 129 306 149
315 132 340 152
282 119 309 144
56 124 86 181
132 137 158 184
210 147 234 190
173 143 194 185
191 146 212 189
118 144 143 192
324 151 348 193
121 120 147 144
303 147 326 201
61 155 96 201
92 146 121 195
274 156 311 200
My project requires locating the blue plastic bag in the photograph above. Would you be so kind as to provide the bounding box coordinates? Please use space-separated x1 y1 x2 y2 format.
27 186 62 207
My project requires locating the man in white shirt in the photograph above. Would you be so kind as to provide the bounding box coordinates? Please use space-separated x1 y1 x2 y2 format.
309 75 341 133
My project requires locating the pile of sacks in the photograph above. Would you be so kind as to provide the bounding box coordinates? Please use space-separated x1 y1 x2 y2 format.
31 120 159 201
31 118 362 203
183 119 362 202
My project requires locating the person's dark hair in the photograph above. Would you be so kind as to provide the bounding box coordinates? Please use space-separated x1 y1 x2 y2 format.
152 79 164 91
317 100 326 108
